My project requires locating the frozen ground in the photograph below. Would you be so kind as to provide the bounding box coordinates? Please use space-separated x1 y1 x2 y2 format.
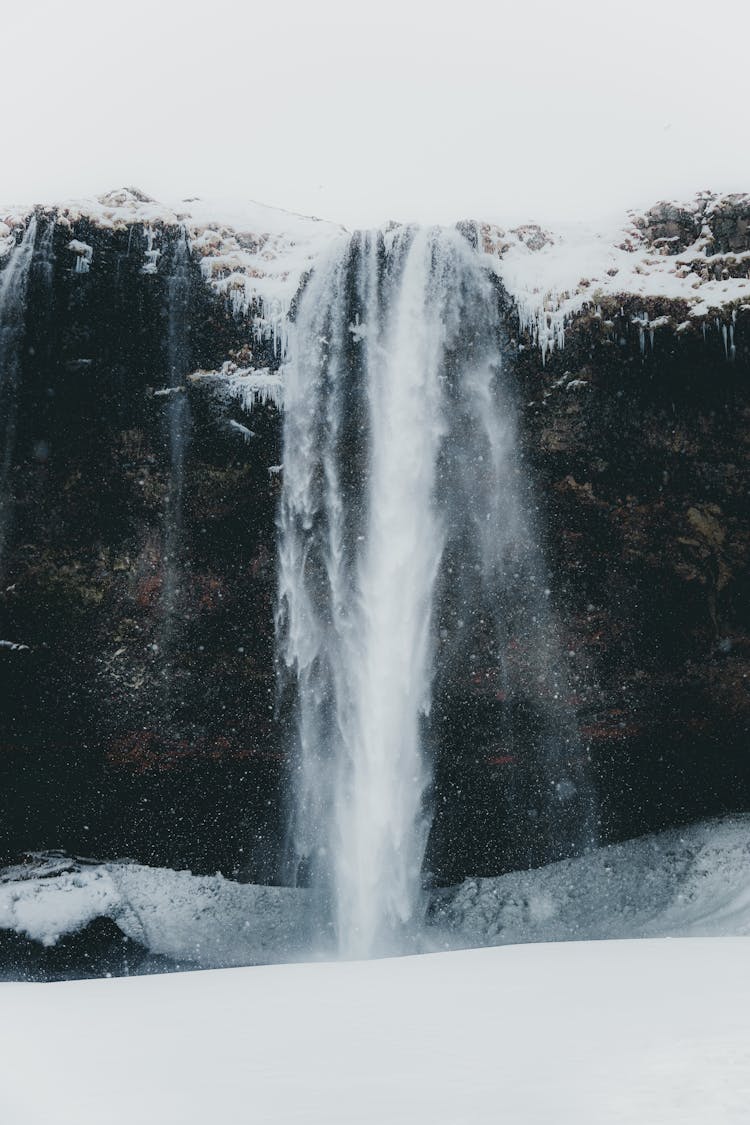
1 937 749 1124
2 816 750 969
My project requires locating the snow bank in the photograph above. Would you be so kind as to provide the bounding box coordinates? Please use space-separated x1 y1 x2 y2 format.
1 937 749 1124
0 855 311 965
2 816 750 967
434 815 750 947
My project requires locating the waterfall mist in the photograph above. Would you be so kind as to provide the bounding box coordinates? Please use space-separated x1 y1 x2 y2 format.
277 225 597 959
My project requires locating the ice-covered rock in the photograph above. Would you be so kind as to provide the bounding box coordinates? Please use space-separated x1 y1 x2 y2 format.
2 816 750 973
3 187 747 367
0 854 312 967
432 815 750 948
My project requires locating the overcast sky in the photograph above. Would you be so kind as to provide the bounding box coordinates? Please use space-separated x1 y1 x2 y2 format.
3 0 748 228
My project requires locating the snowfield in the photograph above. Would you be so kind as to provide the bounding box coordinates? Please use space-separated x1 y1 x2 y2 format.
2 822 750 1121
1 937 749 1124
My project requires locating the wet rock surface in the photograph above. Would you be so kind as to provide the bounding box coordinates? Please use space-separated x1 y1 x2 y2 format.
0 209 748 888
0 216 283 879
513 295 750 854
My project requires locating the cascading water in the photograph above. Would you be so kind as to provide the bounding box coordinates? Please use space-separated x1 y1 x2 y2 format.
0 218 38 572
161 231 192 671
278 224 597 959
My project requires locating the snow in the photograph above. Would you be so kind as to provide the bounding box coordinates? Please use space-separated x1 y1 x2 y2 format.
3 816 750 970
477 195 750 359
190 361 285 412
0 856 311 965
1 937 749 1124
152 385 185 397
1 187 344 352
227 418 256 443
180 196 346 356
3 187 747 372
435 816 750 948
66 239 93 273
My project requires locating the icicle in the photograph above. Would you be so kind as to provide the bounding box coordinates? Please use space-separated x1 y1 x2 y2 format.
141 225 161 274
68 239 93 273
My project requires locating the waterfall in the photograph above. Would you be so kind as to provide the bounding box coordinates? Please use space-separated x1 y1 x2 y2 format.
277 224 597 958
161 230 192 669
0 218 38 572
277 225 597 957
34 219 56 288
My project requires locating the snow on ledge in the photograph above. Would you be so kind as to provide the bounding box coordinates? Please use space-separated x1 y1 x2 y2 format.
190 361 285 412
1 187 748 364
476 192 750 360
0 187 344 352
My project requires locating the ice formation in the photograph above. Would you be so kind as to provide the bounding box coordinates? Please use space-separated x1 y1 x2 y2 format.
3 187 747 386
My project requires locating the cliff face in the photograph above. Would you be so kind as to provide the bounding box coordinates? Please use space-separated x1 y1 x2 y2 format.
513 296 750 852
0 191 748 884
0 212 285 878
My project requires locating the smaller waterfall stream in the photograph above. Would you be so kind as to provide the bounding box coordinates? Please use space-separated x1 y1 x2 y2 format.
0 218 38 572
161 231 192 679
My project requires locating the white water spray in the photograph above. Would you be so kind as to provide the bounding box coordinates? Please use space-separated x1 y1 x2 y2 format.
278 225 596 958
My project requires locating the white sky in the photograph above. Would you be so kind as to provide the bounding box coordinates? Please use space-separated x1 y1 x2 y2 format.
3 0 749 229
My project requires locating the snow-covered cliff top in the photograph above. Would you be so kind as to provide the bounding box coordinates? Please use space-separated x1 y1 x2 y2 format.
2 187 748 361
0 187 344 350
478 192 750 358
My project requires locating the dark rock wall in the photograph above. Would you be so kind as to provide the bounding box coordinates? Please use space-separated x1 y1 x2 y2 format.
1 214 748 885
0 217 283 878
513 300 750 852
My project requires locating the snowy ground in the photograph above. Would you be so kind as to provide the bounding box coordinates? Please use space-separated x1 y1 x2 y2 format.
0 854 313 968
2 816 750 971
1 937 749 1124
433 815 750 947
2 820 750 1121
